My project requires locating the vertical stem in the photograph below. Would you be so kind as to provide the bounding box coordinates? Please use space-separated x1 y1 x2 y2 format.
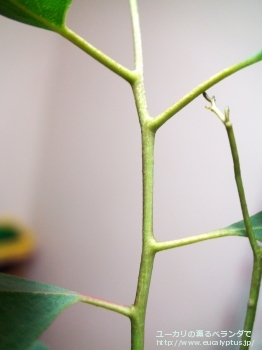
240 258 262 349
225 122 262 349
129 2 156 348
226 123 258 254
131 127 156 350
129 0 143 72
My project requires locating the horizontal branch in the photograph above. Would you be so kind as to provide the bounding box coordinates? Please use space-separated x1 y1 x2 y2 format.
153 228 247 253
80 294 132 318
149 50 262 131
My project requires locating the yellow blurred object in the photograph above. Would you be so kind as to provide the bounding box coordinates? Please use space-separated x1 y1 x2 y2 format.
0 217 36 268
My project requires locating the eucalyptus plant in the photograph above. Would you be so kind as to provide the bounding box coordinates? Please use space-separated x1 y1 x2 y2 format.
0 1 262 350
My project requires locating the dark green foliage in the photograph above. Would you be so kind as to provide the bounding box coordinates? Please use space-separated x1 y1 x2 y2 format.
225 211 262 241
0 273 81 350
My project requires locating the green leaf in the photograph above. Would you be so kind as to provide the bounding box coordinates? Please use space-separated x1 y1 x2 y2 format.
29 341 50 350
0 0 72 31
0 273 82 350
221 211 262 241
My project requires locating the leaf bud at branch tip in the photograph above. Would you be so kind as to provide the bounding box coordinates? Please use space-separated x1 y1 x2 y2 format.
224 107 230 122
202 91 229 124
203 91 212 103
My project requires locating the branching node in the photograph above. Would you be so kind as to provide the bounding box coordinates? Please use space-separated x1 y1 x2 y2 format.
202 92 230 125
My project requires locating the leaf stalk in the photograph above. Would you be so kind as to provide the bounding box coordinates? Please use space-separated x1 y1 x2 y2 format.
80 295 132 318
153 229 243 252
59 27 136 84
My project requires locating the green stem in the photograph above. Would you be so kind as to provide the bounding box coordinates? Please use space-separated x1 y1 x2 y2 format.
128 3 156 348
240 258 262 350
131 128 156 350
153 229 245 252
149 51 262 131
6 2 136 84
225 122 259 254
80 295 132 318
58 26 136 84
129 0 143 72
225 121 262 349
129 0 150 127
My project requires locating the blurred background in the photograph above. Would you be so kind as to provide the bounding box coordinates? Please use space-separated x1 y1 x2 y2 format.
1 0 262 349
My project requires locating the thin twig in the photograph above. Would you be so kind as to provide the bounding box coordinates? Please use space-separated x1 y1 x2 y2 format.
59 27 136 84
153 229 246 252
80 295 132 318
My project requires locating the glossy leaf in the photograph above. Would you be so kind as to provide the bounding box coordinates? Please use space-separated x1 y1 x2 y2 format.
221 211 262 240
0 273 82 350
0 0 72 31
29 341 50 350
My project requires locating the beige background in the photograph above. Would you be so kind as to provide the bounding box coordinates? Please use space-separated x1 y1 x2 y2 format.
1 1 262 349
